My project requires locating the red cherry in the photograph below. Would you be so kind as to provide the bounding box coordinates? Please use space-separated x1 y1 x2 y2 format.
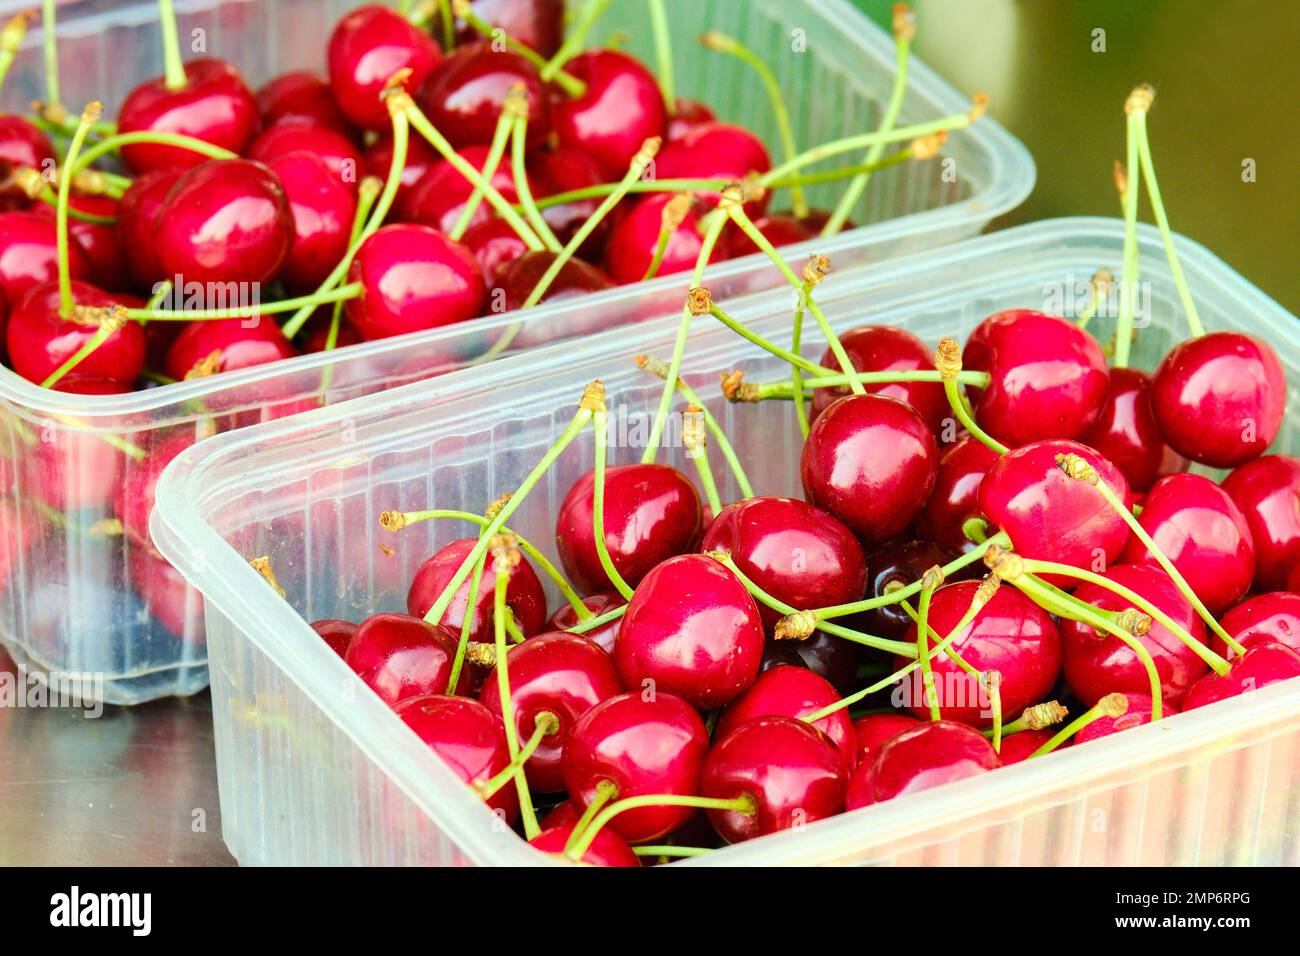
539 800 581 830
478 632 621 792
551 50 666 178
447 0 564 58
311 618 358 657
555 463 701 594
25 376 129 512
527 147 607 250
127 544 202 639
715 665 855 768
978 439 1131 582
963 309 1110 447
461 218 529 287
406 536 547 642
759 631 863 698
0 210 93 307
604 193 720 284
266 151 358 291
724 213 812 259
34 193 127 291
156 159 294 286
666 97 716 140
1184 639 1300 710
1074 692 1174 744
1215 592 1300 658
1290 564 1300 593
809 325 948 434
0 115 55 209
546 590 623 654
563 691 708 842
857 540 959 641
614 553 764 709
701 715 848 843
1151 331 1286 469
115 431 196 544
528 822 640 867
917 436 1002 554
5 281 144 386
247 121 363 191
851 712 921 765
366 130 438 212
1123 473 1255 615
394 694 518 823
1060 563 1207 709
800 393 939 545
403 144 521 234
846 720 1000 809
701 495 865 632
498 249 614 311
896 581 1061 728
345 612 460 707
419 44 550 151
116 168 186 293
256 70 356 134
346 223 486 340
1223 455 1300 592
327 5 441 131
996 728 1054 764
1078 367 1166 493
163 315 297 381
654 122 772 211
116 58 261 173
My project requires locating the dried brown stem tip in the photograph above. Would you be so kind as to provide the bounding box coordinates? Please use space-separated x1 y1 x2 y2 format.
7 166 42 200
1112 159 1128 198
490 533 520 571
379 510 408 532
502 83 530 119
1097 692 1129 719
774 610 817 641
682 404 706 450
1091 267 1114 293
982 544 1025 582
910 131 946 160
635 354 672 381
452 0 473 18
465 642 498 667
383 69 415 113
633 136 662 167
934 337 962 381
184 350 224 381
1115 607 1152 637
716 182 745 211
661 194 693 231
579 379 606 413
70 304 111 327
740 172 767 205
972 573 1001 610
80 101 104 126
719 369 759 403
968 93 990 122
1 12 33 54
74 169 112 195
686 286 713 316
484 493 512 522
31 99 69 125
1124 83 1155 115
920 565 945 591
802 254 830 287
698 30 735 52
1055 452 1099 484
892 3 916 43
249 556 286 598
359 175 384 199
1020 700 1069 730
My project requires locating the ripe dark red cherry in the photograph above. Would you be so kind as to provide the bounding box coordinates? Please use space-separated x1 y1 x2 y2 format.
156 159 294 286
368 130 438 213
163 316 298 382
115 431 196 544
528 147 607 249
614 553 764 709
800 393 939 545
563 691 709 843
1059 563 1207 709
257 70 355 134
447 0 564 58
715 665 856 768
404 144 521 234
994 728 1053 764
34 194 127 292
857 540 959 641
979 439 1132 580
266 151 359 292
1151 331 1286 469
462 218 530 287
666 97 716 140
809 325 947 432
419 44 549 151
1074 693 1173 744
478 632 621 793
551 50 667 178
1289 564 1300 593
852 712 921 765
406 537 547 643
1079 368 1166 493
1223 455 1300 592
247 121 364 190
546 591 623 654
1123 473 1255 615
116 168 186 293
1215 592 1300 658
327 4 441 131
963 309 1110 447
555 463 702 594
116 58 261 173
896 581 1061 727
1184 639 1300 710
759 631 862 698
724 213 812 259
346 224 487 340
528 822 640 867
846 720 1000 809
499 250 615 312
395 694 518 823
701 715 848 843
604 193 720 285
701 495 866 633
0 210 93 307
654 122 772 211
345 612 460 707
0 115 55 209
917 436 1002 554
311 618 358 657
5 281 145 387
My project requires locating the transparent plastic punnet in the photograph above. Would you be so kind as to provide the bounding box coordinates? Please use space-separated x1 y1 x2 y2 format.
0 0 1033 703
153 218 1300 866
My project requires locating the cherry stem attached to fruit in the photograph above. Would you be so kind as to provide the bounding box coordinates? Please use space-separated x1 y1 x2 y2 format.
449 92 518 241
476 712 558 800
22 176 116 224
510 110 563 252
897 592 984 683
55 102 100 320
682 403 723 515
72 131 234 176
915 572 942 721
40 0 59 107
641 193 691 282
41 306 127 389
563 602 627 636
1113 99 1143 367
541 0 613 82
567 792 753 861
647 0 676 116
491 541 541 839
986 671 1004 751
752 369 990 400
591 403 637 601
821 3 914 236
562 778 619 857
455 0 586 96
934 336 1008 454
0 12 32 94
155 0 188 91
1030 692 1129 757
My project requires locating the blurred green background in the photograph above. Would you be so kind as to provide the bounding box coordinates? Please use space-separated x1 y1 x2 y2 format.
853 0 1300 314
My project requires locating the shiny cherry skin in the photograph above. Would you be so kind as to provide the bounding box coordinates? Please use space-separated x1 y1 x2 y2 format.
447 0 564 58
345 612 460 707
5 281 144 387
702 715 848 843
1290 564 1300 593
1059 563 1207 709
34 193 127 292
654 122 772 211
917 436 1002 554
563 691 709 843
896 581 1061 727
163 315 297 381
1079 367 1166 493
247 121 364 190
996 728 1054 764
499 250 614 310
116 168 186 293
667 97 716 140
266 151 358 292
857 540 957 641
0 115 55 209
528 147 607 250
851 712 921 765
419 44 550 151
725 213 812 259
327 4 441 131
116 58 261 173
367 130 438 213
963 309 1110 447
604 193 720 285
311 618 358 657
1184 639 1300 710
614 553 764 709
256 70 355 134
27 377 130 512
479 632 620 793
539 800 581 830
551 50 666 178
701 495 866 632
847 719 1000 809
1151 331 1286 469
461 218 529 288
346 223 486 340
979 439 1132 582
800 393 938 545
156 159 294 286
406 536 547 643
1215 592 1300 658
403 144 521 234
1074 692 1174 744
1223 455 1300 592
395 694 518 823
808 326 947 433
759 631 863 698
528 822 640 867
555 463 701 594
0 210 92 307
716 665 855 768
114 431 196 544
546 591 623 654
1123 473 1255 615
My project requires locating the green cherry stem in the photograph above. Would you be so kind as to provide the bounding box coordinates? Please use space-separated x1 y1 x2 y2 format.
1113 100 1143 367
490 543 541 839
647 0 676 114
72 131 234 176
455 0 586 96
567 793 755 861
0 12 32 94
1030 692 1129 757
541 0 613 81
591 403 636 601
790 290 810 438
433 0 453 47
563 779 618 855
563 602 627 636
448 546 488 695
707 304 840 381
915 572 942 721
641 194 691 282
986 671 1004 751
476 711 559 800
510 109 562 252
40 1 59 107
318 177 381 394
123 283 361 323
632 845 712 859
896 593 982 679
56 102 100 320
157 0 188 91
935 336 1008 454
682 404 723 515
41 306 127 389
750 369 990 400
449 91 517 241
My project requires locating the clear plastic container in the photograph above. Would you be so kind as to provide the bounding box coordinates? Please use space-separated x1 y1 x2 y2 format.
0 0 1032 704
152 217 1300 866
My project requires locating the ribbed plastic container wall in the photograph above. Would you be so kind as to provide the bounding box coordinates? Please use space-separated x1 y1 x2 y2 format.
153 218 1300 866
0 0 1032 704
